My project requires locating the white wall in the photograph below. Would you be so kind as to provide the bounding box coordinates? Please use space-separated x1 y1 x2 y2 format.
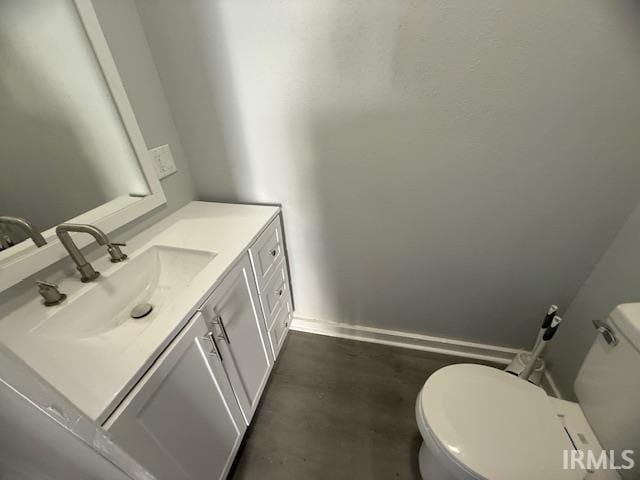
135 0 640 348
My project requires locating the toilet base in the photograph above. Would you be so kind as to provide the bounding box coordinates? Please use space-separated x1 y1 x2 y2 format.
419 441 458 480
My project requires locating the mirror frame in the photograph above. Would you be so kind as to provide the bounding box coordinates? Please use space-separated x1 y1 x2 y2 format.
0 0 166 292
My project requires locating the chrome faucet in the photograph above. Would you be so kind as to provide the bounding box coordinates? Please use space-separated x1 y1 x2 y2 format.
55 224 127 282
0 216 47 247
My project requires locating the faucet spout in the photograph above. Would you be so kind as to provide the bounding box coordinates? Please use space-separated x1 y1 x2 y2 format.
56 223 127 282
0 216 46 247
57 223 110 245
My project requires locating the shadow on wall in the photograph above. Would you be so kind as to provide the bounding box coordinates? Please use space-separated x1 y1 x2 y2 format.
136 0 640 354
303 105 636 345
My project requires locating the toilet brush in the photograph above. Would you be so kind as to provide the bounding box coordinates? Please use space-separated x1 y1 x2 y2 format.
505 304 558 384
519 315 562 381
532 304 558 353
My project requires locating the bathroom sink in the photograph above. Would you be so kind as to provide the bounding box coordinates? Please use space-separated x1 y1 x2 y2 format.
34 245 215 342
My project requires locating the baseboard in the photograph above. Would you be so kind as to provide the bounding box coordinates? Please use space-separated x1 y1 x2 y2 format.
291 315 520 365
291 315 566 398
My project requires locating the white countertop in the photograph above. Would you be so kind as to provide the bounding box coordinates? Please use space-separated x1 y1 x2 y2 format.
0 201 279 423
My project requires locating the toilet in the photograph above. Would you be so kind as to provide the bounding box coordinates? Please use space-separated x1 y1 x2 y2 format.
415 303 640 480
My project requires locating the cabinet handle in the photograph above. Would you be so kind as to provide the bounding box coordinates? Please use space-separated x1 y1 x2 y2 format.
276 287 284 297
205 332 222 361
217 315 231 345
270 248 277 257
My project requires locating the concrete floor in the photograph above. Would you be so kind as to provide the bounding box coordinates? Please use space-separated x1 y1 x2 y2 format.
230 331 495 479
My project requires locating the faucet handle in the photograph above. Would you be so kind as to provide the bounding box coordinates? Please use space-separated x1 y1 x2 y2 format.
36 280 59 289
36 280 66 306
107 243 128 263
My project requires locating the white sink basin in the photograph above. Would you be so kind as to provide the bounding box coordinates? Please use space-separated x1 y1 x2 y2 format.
34 245 215 341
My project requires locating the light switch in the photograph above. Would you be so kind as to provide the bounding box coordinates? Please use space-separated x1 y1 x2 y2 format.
149 144 177 179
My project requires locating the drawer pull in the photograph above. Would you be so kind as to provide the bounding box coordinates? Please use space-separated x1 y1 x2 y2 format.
270 248 278 257
216 315 231 345
276 288 284 297
205 332 222 361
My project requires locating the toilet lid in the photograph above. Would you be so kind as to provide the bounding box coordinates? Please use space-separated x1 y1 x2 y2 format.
418 364 580 480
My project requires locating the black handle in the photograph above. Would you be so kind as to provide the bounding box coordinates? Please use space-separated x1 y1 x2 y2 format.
541 304 559 329
543 315 562 341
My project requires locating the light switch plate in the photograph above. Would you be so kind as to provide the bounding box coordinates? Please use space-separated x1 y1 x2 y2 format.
149 144 177 179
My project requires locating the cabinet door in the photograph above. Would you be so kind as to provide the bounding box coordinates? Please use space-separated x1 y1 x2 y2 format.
105 313 246 480
199 254 272 424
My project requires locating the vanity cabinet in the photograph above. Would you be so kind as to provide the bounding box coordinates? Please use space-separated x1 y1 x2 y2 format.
105 313 246 480
105 211 292 480
197 254 273 424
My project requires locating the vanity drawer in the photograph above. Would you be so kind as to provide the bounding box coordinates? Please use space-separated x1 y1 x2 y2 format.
268 296 292 358
249 217 284 291
261 261 290 323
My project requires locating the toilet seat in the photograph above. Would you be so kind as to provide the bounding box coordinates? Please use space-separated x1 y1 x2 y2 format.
417 364 581 480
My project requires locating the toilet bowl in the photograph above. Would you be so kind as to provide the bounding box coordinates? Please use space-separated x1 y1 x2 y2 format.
415 303 640 480
415 364 581 480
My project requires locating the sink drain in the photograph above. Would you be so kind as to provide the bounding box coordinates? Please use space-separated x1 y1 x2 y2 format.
131 303 153 319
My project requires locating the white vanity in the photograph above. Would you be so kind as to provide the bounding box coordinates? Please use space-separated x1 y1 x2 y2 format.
102 202 292 480
104 202 292 480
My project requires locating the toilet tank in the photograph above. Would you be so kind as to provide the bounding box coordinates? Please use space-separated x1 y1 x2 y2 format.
574 303 640 476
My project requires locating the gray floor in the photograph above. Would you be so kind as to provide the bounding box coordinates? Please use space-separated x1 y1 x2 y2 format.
230 331 496 480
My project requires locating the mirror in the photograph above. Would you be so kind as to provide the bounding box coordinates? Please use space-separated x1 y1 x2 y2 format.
0 0 165 290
